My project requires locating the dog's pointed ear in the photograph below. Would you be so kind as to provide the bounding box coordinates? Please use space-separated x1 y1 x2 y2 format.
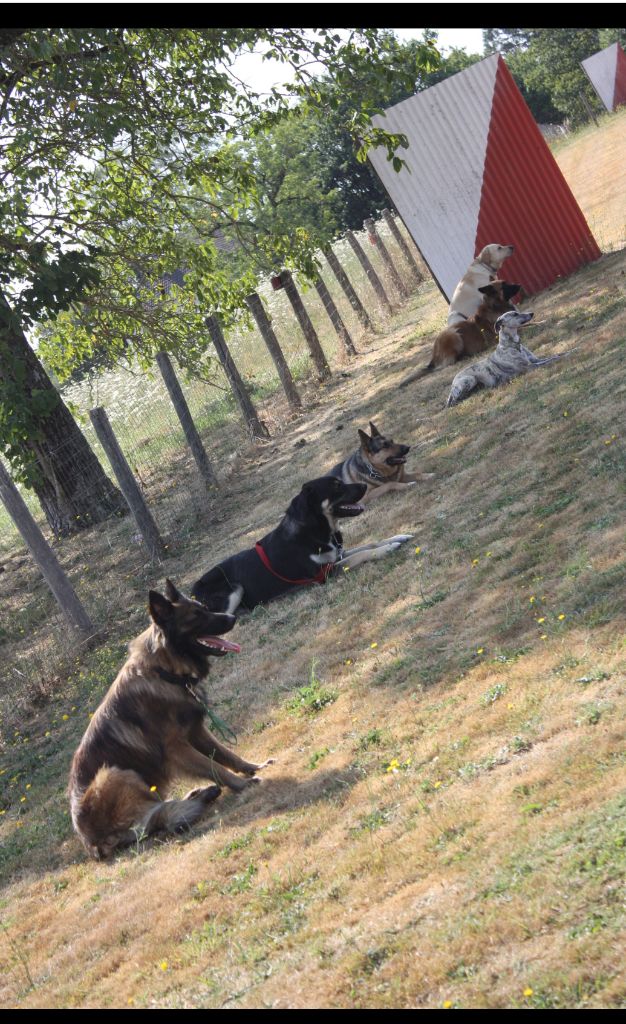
368 421 381 437
164 579 181 602
148 590 174 627
478 284 495 296
504 282 522 300
358 428 371 450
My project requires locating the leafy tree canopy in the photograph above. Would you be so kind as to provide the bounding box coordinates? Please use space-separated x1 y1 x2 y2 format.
0 27 439 442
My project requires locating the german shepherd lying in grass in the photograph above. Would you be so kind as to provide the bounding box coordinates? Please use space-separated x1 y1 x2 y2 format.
399 281 522 388
326 421 434 502
68 581 271 860
192 476 412 614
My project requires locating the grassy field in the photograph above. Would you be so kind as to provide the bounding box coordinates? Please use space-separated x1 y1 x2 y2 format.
0 112 625 1008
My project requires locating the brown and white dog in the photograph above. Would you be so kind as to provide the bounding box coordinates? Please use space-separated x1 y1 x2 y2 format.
448 243 516 325
400 280 522 387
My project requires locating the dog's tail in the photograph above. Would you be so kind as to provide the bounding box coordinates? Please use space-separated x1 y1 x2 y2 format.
399 361 435 388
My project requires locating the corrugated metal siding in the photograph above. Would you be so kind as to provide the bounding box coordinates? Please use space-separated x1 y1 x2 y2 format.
582 42 620 112
368 54 600 301
369 55 500 299
475 59 601 295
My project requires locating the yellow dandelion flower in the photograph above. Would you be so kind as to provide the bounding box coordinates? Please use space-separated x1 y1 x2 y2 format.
524 987 533 998
540 634 548 640
160 960 168 971
558 614 565 621
536 618 545 624
343 565 350 573
476 647 484 655
386 759 400 773
507 703 514 709
443 1001 453 1009
415 546 421 555
25 784 31 790
472 558 480 566
45 731 51 737
345 659 352 665
62 714 69 721
370 642 378 649
433 780 443 789
20 796 26 802
529 596 536 604
16 821 23 828
150 786 157 792
563 411 569 417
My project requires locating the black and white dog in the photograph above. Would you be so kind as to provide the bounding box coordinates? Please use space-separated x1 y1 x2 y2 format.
446 310 571 406
191 477 412 614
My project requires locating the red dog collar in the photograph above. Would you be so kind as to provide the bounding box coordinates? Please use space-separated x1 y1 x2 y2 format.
254 541 332 586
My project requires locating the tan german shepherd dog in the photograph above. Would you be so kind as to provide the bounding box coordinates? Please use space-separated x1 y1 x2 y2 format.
68 580 272 859
325 422 434 503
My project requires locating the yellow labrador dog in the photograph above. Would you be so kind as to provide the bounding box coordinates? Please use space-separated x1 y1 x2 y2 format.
448 244 515 326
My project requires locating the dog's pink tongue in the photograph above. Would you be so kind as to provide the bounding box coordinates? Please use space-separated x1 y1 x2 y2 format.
199 636 241 653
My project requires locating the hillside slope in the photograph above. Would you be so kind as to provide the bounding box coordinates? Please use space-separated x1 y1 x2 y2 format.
1 115 625 1009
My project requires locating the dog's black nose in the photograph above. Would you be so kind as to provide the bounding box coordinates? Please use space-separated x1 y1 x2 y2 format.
400 445 410 455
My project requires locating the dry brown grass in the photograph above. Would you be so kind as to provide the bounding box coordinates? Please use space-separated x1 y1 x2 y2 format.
1 118 626 1009
552 106 626 252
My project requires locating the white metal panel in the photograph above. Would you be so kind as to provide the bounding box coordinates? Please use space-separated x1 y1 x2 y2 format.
582 42 619 111
368 55 500 299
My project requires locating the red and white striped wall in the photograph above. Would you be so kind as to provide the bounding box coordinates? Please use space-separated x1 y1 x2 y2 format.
368 54 601 301
581 41 626 113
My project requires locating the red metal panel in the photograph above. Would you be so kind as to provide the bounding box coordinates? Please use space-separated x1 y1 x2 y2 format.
614 43 626 109
475 58 601 295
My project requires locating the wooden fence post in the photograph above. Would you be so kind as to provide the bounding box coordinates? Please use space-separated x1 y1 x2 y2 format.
206 315 270 440
245 292 303 412
89 407 166 560
345 230 394 316
155 351 217 487
364 217 409 300
382 208 424 287
323 244 376 333
0 461 96 637
279 270 331 381
313 272 357 357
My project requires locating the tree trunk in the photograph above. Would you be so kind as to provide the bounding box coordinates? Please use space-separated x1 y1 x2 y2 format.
0 289 127 538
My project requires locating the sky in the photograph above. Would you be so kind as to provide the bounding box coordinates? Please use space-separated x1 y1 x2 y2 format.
393 28 484 54
231 28 485 96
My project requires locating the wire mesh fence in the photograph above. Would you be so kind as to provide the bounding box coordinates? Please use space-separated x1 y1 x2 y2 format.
0 214 427 715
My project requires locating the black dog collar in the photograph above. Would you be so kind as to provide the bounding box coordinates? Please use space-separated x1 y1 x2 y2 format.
155 666 202 689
